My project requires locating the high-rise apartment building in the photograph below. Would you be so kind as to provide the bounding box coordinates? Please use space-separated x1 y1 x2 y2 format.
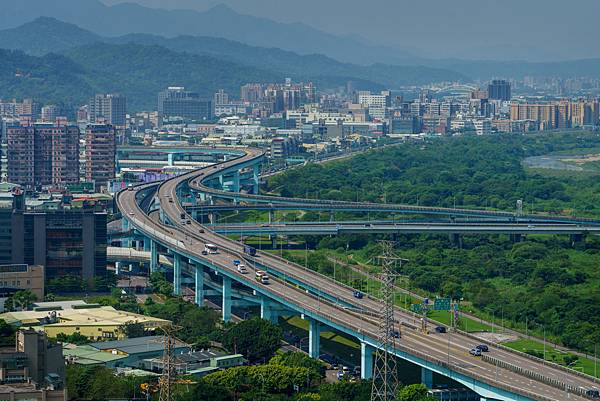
158 87 213 122
241 84 264 103
510 103 557 130
7 120 79 190
89 94 127 126
85 124 116 190
214 89 229 105
488 80 512 101
40 105 59 123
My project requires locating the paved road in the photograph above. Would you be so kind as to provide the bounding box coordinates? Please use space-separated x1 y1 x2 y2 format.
210 221 600 235
116 147 599 401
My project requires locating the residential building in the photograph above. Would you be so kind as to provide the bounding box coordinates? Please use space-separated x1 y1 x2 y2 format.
214 89 229 105
85 124 116 190
0 264 44 300
0 329 65 401
88 94 127 127
7 120 79 190
40 106 59 123
158 87 213 122
510 103 558 130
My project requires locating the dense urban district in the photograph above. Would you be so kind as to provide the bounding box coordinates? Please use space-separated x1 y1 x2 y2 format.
1 3 600 401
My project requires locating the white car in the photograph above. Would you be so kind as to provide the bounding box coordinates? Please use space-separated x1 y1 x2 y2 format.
237 264 247 274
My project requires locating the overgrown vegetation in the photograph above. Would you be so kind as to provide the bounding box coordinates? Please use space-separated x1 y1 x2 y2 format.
266 132 600 353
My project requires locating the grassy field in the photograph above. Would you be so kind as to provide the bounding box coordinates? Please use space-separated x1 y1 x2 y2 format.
504 338 600 378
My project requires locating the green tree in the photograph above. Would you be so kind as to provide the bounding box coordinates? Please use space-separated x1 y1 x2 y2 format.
5 290 37 311
0 319 15 346
270 351 326 378
119 321 146 338
222 318 282 363
56 332 91 345
397 384 437 401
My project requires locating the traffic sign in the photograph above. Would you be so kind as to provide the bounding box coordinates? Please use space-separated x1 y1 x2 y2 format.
410 304 422 313
434 298 452 311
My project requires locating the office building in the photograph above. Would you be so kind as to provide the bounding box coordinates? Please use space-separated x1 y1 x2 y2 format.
158 87 213 122
0 192 107 281
488 80 512 101
0 329 65 401
85 124 116 190
7 120 79 190
88 94 127 126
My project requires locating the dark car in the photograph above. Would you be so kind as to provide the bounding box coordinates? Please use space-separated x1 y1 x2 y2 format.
476 344 489 352
390 330 400 339
353 291 364 299
201 250 208 255
586 389 600 398
435 326 447 333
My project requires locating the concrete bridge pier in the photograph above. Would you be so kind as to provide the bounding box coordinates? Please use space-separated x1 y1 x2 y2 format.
222 276 232 322
360 342 374 380
510 233 523 243
191 209 198 221
253 164 260 194
449 233 462 248
308 318 321 359
173 253 182 296
150 240 158 273
195 264 205 306
260 296 279 324
268 210 274 224
421 367 433 389
570 233 584 246
329 210 335 222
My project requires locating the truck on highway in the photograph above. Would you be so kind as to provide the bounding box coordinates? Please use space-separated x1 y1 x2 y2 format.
204 244 218 254
255 270 269 284
244 245 257 256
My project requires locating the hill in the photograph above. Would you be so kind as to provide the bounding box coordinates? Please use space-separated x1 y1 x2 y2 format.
0 17 467 90
0 17 101 56
0 44 281 111
0 0 418 66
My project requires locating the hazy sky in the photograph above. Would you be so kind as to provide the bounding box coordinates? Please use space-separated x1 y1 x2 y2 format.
101 0 600 60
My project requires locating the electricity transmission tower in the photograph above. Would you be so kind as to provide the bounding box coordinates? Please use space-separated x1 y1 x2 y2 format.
371 240 406 401
158 325 181 401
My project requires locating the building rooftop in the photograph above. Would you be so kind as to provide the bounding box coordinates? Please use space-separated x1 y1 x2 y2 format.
63 345 126 365
1 306 170 329
90 335 188 355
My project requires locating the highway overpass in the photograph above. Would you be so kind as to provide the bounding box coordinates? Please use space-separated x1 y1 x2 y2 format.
116 146 600 401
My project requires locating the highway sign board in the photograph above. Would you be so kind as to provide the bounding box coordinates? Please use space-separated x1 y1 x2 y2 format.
434 298 452 311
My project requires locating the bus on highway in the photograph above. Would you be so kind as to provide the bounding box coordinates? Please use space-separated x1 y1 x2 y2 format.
204 244 218 254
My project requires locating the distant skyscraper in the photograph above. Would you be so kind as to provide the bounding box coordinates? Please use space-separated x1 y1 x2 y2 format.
158 87 213 122
214 89 229 105
85 124 116 190
488 80 511 101
89 94 127 126
7 120 79 189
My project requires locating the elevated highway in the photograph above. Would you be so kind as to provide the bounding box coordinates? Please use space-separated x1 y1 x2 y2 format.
116 146 600 401
209 221 600 236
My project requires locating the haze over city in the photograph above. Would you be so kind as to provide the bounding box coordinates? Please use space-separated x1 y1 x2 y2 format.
101 0 600 61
